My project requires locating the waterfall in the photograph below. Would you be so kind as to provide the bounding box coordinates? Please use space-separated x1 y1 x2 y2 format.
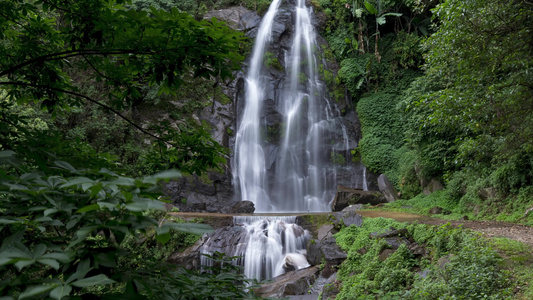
200 216 310 282
224 0 352 282
233 0 282 212
234 0 349 213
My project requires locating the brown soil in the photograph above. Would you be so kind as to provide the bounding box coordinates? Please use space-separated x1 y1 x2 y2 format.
358 210 533 245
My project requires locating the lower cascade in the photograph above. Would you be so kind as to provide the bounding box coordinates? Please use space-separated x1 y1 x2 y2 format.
201 216 310 281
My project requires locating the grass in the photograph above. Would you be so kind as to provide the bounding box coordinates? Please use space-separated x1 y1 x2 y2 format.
365 190 533 226
489 237 533 299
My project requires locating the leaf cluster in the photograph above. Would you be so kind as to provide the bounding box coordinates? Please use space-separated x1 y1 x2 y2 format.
0 150 217 299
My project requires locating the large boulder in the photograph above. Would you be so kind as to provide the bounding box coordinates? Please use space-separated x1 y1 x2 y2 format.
423 178 443 195
204 7 261 31
167 226 248 270
307 236 347 266
377 174 399 203
255 266 319 298
229 200 255 214
331 185 386 211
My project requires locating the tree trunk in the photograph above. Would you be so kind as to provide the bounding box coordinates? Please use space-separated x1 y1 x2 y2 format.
358 20 365 54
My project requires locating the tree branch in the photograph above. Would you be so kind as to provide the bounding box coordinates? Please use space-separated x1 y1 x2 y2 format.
0 49 157 78
0 81 179 149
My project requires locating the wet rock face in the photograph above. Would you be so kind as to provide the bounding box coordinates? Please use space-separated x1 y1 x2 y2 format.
166 2 369 212
165 170 238 213
204 6 261 31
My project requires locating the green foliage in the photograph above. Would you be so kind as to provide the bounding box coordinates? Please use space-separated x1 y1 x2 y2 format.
335 218 512 299
330 151 346 165
392 31 424 69
356 92 403 185
0 150 217 299
0 0 245 179
263 52 284 71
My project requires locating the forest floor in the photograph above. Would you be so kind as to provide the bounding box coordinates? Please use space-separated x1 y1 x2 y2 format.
357 210 533 245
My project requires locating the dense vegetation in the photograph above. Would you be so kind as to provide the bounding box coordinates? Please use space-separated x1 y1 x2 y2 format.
0 0 258 299
315 0 533 224
2 0 532 298
333 217 532 299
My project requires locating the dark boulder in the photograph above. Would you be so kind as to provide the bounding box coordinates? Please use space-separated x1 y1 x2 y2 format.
377 174 399 203
229 200 255 214
331 185 386 211
204 7 261 31
255 266 319 298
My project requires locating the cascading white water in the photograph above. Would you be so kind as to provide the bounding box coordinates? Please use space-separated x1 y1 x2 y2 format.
233 0 282 212
224 0 357 282
236 216 310 281
234 0 350 213
200 216 310 282
273 0 333 212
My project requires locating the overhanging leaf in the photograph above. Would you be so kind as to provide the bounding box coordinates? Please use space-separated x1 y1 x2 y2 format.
71 274 115 287
19 285 55 300
159 222 214 236
49 285 72 300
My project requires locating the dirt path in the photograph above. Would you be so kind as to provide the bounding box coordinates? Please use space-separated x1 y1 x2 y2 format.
358 210 533 245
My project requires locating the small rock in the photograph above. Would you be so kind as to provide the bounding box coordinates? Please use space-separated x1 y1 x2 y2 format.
428 206 452 215
370 228 408 239
378 249 396 261
229 200 255 214
437 255 454 270
417 269 430 279
408 243 426 257
384 237 411 249
342 204 363 211
255 266 319 298
341 210 363 227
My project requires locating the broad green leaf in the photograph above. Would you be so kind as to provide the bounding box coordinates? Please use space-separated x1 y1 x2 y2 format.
59 177 94 188
77 204 100 213
15 259 35 270
44 208 58 216
66 259 91 284
159 222 213 236
0 257 16 266
364 1 377 14
38 258 60 270
71 274 115 287
156 232 171 245
19 285 55 300
0 218 21 224
0 150 16 159
53 161 77 172
49 285 72 300
33 244 47 258
41 252 70 262
35 216 54 223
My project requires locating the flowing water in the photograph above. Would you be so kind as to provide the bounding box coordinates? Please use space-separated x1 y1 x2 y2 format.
211 0 354 281
234 0 349 213
233 0 282 212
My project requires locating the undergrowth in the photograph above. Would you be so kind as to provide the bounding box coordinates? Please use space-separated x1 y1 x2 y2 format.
335 218 513 299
